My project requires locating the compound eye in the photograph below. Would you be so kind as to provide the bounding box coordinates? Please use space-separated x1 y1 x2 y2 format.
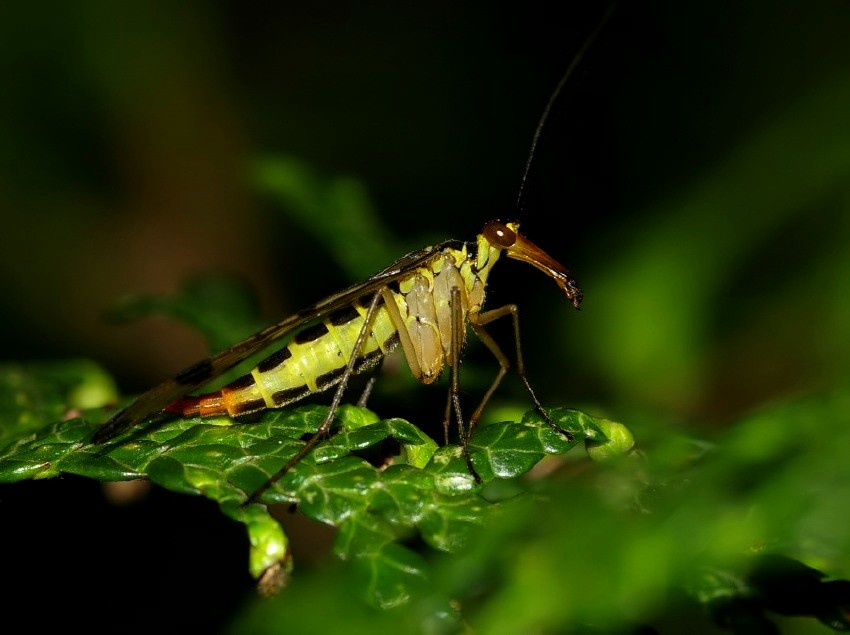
482 221 517 248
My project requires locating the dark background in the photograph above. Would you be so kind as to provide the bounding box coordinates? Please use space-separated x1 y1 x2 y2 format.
2 1 849 632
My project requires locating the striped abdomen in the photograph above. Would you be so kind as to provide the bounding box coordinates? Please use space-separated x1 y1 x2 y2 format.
166 296 400 418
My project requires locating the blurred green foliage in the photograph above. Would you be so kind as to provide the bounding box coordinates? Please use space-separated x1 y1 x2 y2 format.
1 0 850 633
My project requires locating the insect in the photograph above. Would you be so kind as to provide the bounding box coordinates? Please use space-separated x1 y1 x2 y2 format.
93 221 581 500
92 9 611 503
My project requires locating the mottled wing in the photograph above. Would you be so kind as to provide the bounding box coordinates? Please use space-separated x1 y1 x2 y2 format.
92 241 458 443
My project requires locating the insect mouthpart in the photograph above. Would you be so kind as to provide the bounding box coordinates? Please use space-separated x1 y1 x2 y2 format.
502 231 583 310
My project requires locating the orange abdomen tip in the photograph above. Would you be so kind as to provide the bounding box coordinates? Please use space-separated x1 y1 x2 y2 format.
164 393 227 418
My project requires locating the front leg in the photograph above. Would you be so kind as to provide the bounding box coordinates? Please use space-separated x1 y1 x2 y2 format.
469 304 574 442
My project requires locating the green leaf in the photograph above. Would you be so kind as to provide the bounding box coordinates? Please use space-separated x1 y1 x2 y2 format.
0 386 614 606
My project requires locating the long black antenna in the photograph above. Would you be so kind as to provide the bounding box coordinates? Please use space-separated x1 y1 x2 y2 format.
515 3 618 219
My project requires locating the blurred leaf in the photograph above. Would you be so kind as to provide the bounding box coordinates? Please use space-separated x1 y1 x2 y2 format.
0 359 115 439
578 70 850 414
253 156 402 279
109 273 265 356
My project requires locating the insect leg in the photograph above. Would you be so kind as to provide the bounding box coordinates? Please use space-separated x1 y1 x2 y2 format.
443 287 481 481
357 372 381 408
244 289 385 505
469 304 574 441
441 287 460 445
442 389 452 445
